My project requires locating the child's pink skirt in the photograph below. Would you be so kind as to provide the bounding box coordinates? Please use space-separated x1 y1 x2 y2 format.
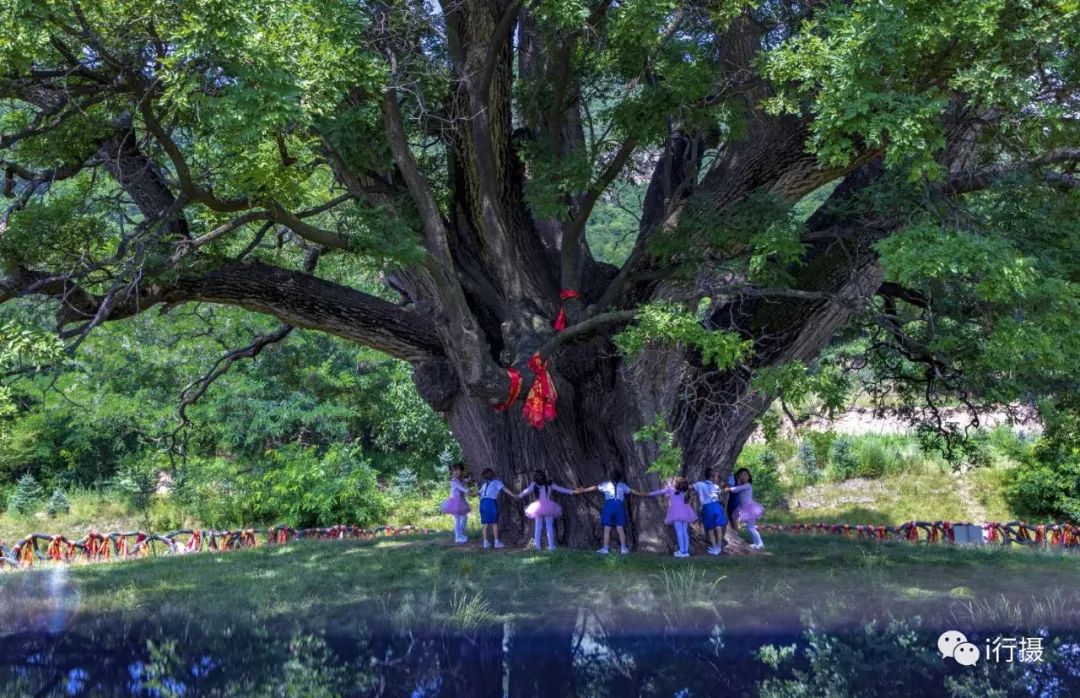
441 493 471 515
525 500 562 519
664 496 698 524
735 501 764 524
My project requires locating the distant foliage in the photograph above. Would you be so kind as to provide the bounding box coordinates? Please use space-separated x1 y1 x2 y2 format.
826 437 858 481
1006 398 1080 523
177 444 388 529
46 488 71 517
735 447 785 508
795 441 822 487
113 460 158 523
6 473 43 514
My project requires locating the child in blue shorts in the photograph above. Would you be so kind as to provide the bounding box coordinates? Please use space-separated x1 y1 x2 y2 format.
477 468 517 549
692 468 727 555
577 469 645 555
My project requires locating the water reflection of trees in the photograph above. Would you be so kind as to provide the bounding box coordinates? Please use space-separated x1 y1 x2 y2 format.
1 613 1078 696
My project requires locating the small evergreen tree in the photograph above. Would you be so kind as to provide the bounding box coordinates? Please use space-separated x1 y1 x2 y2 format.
47 488 71 517
390 468 420 501
7 474 44 515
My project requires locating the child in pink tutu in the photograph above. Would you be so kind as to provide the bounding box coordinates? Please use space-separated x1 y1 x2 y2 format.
724 467 765 549
440 463 472 544
516 470 575 550
647 476 697 557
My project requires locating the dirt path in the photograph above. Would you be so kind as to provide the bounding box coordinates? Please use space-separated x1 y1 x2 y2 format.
953 471 990 523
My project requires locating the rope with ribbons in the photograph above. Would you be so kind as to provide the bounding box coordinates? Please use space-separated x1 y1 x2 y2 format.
0 524 437 571
758 520 1079 548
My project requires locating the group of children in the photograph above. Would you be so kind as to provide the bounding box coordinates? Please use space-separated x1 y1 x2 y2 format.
440 464 765 557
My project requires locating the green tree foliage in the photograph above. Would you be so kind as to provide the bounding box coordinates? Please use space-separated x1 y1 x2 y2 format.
0 0 1078 528
633 415 684 479
1007 397 1080 522
0 303 454 495
176 444 387 528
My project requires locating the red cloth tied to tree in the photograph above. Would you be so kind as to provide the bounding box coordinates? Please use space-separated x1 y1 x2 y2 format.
493 368 523 412
523 353 557 428
553 289 580 332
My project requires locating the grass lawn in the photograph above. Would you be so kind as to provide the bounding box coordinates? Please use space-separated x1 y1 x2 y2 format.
6 532 1078 638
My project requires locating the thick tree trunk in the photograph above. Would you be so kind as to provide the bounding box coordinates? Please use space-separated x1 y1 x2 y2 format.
417 339 763 552
412 211 885 552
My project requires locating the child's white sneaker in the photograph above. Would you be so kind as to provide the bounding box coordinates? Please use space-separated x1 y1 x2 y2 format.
751 544 764 550
547 545 557 551
482 540 491 549
676 551 689 558
620 547 630 555
493 540 504 549
456 537 468 544
708 547 721 556
597 546 610 554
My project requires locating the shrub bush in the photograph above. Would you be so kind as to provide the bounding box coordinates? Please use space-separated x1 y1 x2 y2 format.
173 445 391 529
986 425 1034 464
1005 457 1080 522
1004 399 1080 523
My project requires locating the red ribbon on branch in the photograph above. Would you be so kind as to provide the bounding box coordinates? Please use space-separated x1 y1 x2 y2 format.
553 289 580 332
523 353 558 428
493 368 523 412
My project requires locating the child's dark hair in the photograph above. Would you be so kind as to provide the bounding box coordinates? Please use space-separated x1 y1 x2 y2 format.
734 467 753 484
610 468 625 485
481 467 496 481
673 476 689 493
450 462 464 475
533 469 551 487
703 467 714 480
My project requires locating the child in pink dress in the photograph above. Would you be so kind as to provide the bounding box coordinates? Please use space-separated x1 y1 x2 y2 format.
516 470 575 550
647 476 697 557
724 467 765 549
440 464 472 544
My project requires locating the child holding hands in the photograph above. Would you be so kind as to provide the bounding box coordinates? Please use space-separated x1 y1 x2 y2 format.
577 469 646 555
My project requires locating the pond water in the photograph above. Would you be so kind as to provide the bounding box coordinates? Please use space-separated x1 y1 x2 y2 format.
2 562 1080 696
3 613 1080 695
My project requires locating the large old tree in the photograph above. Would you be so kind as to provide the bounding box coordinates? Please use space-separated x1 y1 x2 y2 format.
1 0 1078 548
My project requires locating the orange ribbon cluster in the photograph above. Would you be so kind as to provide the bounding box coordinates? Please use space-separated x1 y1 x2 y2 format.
0 524 437 571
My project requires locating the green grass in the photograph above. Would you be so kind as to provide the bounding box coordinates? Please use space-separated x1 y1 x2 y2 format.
768 461 1022 525
6 533 1078 636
